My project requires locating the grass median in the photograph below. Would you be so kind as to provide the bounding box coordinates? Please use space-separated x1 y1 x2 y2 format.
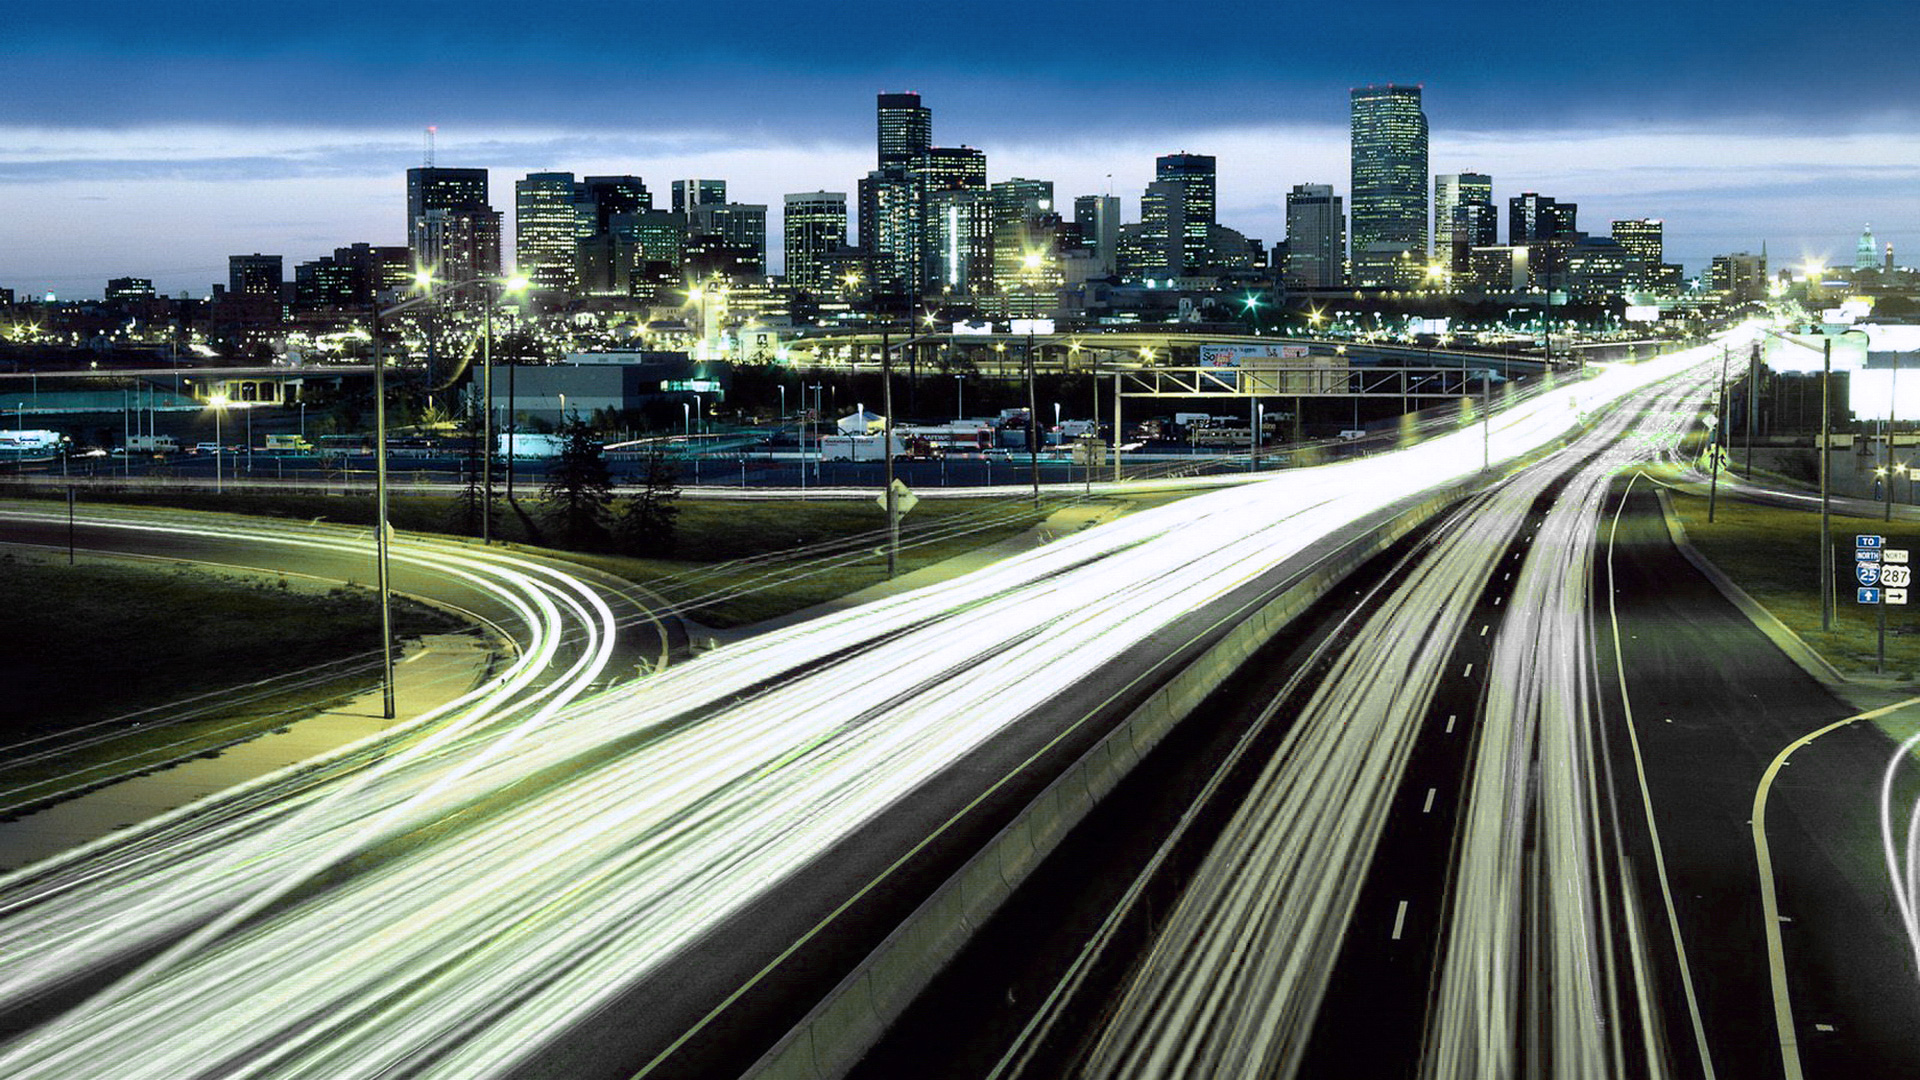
1666 490 1920 677
1 551 466 818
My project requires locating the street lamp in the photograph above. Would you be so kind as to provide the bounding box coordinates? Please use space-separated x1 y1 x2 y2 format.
412 271 529 546
208 392 229 493
954 374 964 422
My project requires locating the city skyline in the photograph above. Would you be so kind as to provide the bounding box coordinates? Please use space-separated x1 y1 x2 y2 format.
4 0 1918 295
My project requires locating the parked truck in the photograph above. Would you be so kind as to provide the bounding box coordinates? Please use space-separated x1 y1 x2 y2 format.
123 434 180 454
818 434 906 462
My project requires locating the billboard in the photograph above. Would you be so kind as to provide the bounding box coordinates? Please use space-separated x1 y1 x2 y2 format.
1198 342 1310 367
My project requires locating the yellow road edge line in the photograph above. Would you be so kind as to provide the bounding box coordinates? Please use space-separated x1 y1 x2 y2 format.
1753 693 1920 1080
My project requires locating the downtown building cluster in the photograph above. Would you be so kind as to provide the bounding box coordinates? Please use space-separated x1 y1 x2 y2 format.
7 83 1861 361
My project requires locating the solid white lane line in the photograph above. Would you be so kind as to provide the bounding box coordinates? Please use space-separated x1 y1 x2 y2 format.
1606 475 1718 1080
1391 900 1408 940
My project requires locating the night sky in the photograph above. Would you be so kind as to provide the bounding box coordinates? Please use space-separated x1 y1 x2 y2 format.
4 0 1916 295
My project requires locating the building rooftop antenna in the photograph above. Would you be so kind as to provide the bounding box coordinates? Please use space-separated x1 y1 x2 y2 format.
425 126 436 168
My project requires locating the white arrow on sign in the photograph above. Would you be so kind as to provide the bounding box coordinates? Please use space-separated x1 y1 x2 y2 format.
1883 564 1913 589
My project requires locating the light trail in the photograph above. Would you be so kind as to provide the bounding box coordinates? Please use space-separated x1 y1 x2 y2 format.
0 346 1725 1078
1074 353 1717 1079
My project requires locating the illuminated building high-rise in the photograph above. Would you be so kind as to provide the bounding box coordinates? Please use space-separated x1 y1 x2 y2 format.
1154 153 1215 274
688 201 768 278
1073 194 1121 277
672 179 727 214
1349 85 1428 288
406 167 490 271
228 254 283 298
783 191 848 292
1433 172 1493 272
1284 183 1344 289
877 92 932 170
515 172 579 295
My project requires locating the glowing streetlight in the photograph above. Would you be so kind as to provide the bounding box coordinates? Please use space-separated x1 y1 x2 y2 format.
207 392 230 493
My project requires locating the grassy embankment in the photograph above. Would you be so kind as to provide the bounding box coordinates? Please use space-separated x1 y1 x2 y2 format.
1 553 463 817
1667 490 1920 678
13 485 1073 626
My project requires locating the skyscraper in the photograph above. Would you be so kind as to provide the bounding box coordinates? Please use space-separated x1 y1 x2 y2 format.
1349 85 1428 288
688 202 769 277
1284 183 1345 290
1509 192 1577 244
1073 194 1121 277
784 191 848 292
515 172 579 295
877 92 932 170
228 254 283 298
1433 172 1493 270
1155 153 1216 275
406 167 489 266
672 179 727 215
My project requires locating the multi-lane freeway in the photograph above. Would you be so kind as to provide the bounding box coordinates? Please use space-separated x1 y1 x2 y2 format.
7 330 1905 1079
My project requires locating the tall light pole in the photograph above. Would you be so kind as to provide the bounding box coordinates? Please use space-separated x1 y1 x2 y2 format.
210 393 228 493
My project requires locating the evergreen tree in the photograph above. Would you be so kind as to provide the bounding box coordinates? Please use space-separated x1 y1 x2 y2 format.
620 443 681 556
540 417 614 549
448 404 495 537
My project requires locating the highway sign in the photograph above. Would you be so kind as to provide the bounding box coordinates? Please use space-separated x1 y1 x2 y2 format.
876 479 919 517
1889 588 1910 605
1858 564 1883 587
1860 587 1883 604
1887 549 1910 564
1858 548 1882 564
1883 565 1913 589
1860 534 1885 549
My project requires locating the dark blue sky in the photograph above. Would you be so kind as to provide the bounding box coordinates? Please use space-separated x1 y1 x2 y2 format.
4 0 1917 293
10 0 1916 134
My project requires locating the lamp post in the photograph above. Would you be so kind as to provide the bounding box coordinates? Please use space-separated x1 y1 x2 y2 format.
414 272 528 545
954 374 964 423
210 393 227 493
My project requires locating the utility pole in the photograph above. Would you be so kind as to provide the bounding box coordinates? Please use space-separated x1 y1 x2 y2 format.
1710 347 1728 523
1821 336 1833 631
1887 348 1899 523
1745 341 1758 479
372 306 396 720
1027 332 1040 506
883 328 898 577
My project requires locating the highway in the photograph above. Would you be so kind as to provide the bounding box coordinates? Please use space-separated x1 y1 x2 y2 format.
1033 346 1716 1079
0 342 1729 1078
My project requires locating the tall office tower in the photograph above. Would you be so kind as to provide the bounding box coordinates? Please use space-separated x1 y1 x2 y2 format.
914 146 987 287
1611 218 1663 266
1509 192 1578 243
228 254 284 297
672 179 727 215
926 188 993 294
688 202 769 277
859 168 919 293
1433 172 1493 269
988 178 1056 291
1349 85 1428 288
1073 194 1121 277
784 191 848 292
416 207 502 283
916 146 987 194
1154 153 1216 274
1284 183 1345 289
515 172 580 295
1137 179 1187 278
406 167 489 261
578 176 652 230
877 92 932 170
